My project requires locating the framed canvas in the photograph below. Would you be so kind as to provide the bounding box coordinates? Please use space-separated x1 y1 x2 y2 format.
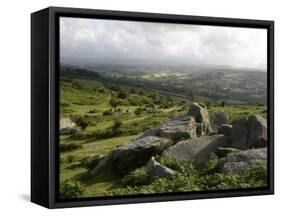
31 6 274 208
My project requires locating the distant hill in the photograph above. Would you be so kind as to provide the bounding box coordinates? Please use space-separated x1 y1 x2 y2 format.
60 64 267 106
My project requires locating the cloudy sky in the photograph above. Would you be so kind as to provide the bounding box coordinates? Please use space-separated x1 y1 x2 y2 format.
60 17 267 70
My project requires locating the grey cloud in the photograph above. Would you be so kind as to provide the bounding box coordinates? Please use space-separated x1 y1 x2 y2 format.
60 17 267 70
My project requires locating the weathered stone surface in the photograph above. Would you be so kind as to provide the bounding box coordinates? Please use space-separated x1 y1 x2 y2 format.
220 148 267 174
230 118 249 149
158 115 197 142
60 118 75 129
111 136 172 174
210 111 229 133
59 118 79 135
136 128 160 139
247 115 267 148
187 103 212 136
216 147 240 158
163 134 230 164
146 156 176 179
230 115 267 149
195 122 212 136
188 103 208 122
218 124 232 136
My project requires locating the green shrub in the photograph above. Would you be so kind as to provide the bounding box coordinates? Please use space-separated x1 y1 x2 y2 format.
134 107 143 115
112 118 122 129
157 157 198 176
129 98 142 106
103 109 113 116
117 90 128 99
105 158 267 196
87 108 97 113
121 168 151 186
60 179 85 199
90 123 124 139
60 143 82 153
70 115 90 131
129 88 136 94
200 153 220 174
196 173 242 190
60 156 67 164
60 101 71 108
147 174 200 193
80 155 102 171
240 165 267 187
195 166 267 190
109 97 121 110
66 154 76 163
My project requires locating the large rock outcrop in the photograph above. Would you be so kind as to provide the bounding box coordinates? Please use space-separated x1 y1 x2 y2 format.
218 124 232 136
220 148 267 174
187 103 212 136
247 115 267 148
90 155 111 176
158 115 197 142
230 118 248 149
231 114 267 149
163 134 230 164
136 128 160 139
210 111 229 133
145 157 176 180
110 136 172 174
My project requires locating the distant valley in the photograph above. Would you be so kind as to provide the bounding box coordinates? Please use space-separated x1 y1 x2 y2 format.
61 63 267 106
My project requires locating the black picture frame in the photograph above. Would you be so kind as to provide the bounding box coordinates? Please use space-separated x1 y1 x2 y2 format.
31 6 274 209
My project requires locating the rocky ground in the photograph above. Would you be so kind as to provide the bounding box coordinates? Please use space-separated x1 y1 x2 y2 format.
83 102 268 179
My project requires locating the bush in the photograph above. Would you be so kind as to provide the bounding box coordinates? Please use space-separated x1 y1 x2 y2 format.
200 153 220 174
109 97 121 110
70 115 90 131
87 108 97 113
103 109 113 116
134 107 143 116
112 118 122 129
60 156 67 164
105 157 267 196
240 165 267 187
117 90 128 99
157 157 198 175
66 154 76 163
128 98 142 106
129 88 136 94
60 179 85 199
60 143 82 153
60 101 71 108
121 168 151 186
80 155 102 171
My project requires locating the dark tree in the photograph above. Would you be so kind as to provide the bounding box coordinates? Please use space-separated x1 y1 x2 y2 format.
109 98 120 110
72 116 90 131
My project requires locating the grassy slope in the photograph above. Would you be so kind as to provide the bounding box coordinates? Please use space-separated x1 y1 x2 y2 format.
59 78 267 197
60 78 184 196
